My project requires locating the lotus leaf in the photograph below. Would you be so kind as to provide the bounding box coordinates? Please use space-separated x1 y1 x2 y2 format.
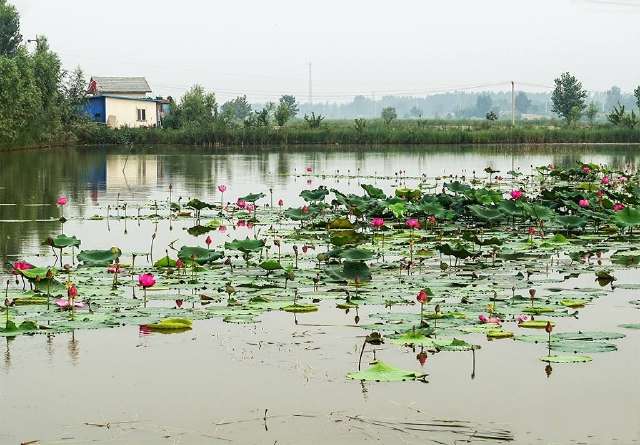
78 248 122 267
347 360 426 382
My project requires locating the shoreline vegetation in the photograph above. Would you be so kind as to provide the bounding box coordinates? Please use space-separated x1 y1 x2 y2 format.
3 3 640 152
4 119 640 151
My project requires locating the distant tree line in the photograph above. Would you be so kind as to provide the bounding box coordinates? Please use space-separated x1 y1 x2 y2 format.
0 0 87 147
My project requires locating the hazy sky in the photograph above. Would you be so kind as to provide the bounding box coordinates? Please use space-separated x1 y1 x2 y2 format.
11 0 640 102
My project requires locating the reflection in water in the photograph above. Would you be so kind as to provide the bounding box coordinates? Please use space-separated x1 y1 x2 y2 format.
2 144 639 259
68 330 79 366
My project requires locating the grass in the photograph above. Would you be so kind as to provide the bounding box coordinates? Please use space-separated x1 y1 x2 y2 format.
6 119 640 149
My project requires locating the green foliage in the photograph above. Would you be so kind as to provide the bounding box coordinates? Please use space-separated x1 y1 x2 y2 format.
274 95 298 126
220 95 252 124
607 104 638 128
164 85 218 129
304 112 325 128
585 102 599 125
354 118 366 133
485 111 498 121
551 72 587 124
381 107 397 124
0 0 21 56
635 86 640 111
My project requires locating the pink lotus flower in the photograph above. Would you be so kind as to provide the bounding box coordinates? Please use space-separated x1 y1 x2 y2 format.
516 314 530 324
245 203 256 212
176 259 185 269
371 217 384 229
619 176 628 183
56 196 68 206
55 298 85 309
246 221 254 229
578 199 589 208
548 164 555 170
12 261 33 273
405 218 420 229
205 235 212 247
218 185 227 193
236 199 247 209
138 273 156 289
218 225 227 233
596 189 605 198
613 203 625 212
302 206 310 214
427 215 437 225
528 226 537 235
601 176 610 185
479 314 501 324
510 189 523 201
306 166 313 173
278 199 284 207
582 166 592 174
175 299 184 308
416 289 429 304
107 264 121 274
237 220 246 227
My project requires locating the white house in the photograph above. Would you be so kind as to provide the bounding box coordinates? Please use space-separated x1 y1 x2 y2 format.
84 77 162 128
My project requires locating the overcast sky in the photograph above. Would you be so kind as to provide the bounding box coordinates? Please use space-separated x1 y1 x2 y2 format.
11 0 640 102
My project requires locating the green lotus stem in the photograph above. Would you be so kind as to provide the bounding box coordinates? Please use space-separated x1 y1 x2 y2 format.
420 302 424 325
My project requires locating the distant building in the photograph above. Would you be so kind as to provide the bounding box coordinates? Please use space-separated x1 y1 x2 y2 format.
84 76 166 128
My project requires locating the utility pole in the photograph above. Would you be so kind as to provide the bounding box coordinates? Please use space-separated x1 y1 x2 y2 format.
308 62 313 107
511 81 515 126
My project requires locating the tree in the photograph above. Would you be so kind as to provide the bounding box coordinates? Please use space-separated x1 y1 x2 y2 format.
485 111 498 121
551 72 587 124
515 92 531 115
253 102 275 127
0 0 21 56
605 86 622 112
607 104 638 128
169 85 217 127
60 66 87 127
381 107 397 124
274 94 299 126
634 86 640 111
475 94 493 117
0 48 41 143
585 102 599 125
304 112 324 128
220 95 252 123
409 106 423 118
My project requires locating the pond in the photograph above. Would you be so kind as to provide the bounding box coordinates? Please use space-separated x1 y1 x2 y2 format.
1 144 640 444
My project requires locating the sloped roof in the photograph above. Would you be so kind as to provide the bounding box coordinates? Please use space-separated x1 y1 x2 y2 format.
91 77 151 94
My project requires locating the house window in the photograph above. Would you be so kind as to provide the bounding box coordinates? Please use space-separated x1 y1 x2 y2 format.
137 108 146 122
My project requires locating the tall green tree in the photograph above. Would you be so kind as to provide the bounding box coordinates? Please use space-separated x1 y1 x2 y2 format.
221 95 252 123
634 86 640 111
165 85 217 128
60 66 87 127
0 48 41 144
551 72 587 124
515 91 531 114
0 0 21 56
275 95 299 126
585 102 599 125
381 107 397 124
605 86 621 112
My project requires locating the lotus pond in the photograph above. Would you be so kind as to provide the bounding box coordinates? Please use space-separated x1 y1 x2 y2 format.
2 145 640 444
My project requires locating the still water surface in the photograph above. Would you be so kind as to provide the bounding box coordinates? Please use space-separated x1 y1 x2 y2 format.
1 145 639 444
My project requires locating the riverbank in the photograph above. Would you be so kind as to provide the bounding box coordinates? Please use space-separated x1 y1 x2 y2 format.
73 121 640 146
4 121 640 151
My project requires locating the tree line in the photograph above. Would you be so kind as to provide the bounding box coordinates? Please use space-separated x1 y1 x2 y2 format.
0 0 86 148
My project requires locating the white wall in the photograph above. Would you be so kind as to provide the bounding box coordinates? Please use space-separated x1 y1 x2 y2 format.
105 97 158 128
